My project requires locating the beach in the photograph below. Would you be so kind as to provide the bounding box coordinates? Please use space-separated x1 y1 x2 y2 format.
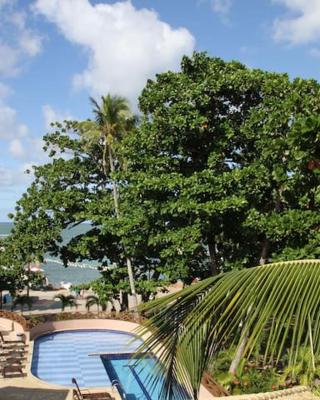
0 222 100 286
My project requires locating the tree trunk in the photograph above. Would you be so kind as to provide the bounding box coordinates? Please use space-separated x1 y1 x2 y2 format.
26 263 30 297
229 329 249 375
108 146 138 313
207 235 219 276
259 238 270 266
120 291 129 311
102 139 108 177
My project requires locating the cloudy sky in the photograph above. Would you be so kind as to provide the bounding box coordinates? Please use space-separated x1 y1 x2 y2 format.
0 0 319 220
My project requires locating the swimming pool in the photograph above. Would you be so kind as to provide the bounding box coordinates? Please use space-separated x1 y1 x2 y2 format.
31 330 141 388
31 329 190 399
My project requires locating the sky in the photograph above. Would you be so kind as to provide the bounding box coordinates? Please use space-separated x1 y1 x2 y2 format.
1 0 320 220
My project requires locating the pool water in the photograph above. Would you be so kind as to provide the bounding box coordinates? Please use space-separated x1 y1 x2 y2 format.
31 330 141 388
32 329 190 399
101 353 188 400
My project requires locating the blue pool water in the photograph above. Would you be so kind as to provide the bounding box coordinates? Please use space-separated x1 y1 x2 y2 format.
31 330 141 388
101 353 188 400
32 329 190 399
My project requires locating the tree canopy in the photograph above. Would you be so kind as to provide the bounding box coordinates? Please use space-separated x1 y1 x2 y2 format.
2 52 319 297
120 52 320 280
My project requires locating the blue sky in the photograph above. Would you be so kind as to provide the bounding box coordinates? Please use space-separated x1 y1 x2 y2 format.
0 0 319 220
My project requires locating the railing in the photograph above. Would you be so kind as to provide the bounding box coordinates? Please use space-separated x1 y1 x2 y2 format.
111 379 127 399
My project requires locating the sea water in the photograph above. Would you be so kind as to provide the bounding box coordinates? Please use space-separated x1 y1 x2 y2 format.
0 222 100 285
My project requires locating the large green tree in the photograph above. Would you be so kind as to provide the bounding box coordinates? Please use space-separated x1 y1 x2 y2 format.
4 117 163 309
120 52 320 281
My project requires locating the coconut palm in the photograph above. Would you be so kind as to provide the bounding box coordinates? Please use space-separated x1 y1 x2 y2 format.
80 94 138 311
138 260 320 400
85 295 111 315
12 294 33 314
54 294 77 312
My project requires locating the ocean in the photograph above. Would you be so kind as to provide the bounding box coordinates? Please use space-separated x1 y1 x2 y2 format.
0 222 100 286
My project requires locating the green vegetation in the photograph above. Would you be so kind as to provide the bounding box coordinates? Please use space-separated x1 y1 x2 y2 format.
139 260 320 398
53 294 77 311
85 295 110 315
0 52 319 397
80 94 139 310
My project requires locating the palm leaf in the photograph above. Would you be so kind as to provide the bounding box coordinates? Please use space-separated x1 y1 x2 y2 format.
54 294 77 310
85 295 99 311
136 260 320 399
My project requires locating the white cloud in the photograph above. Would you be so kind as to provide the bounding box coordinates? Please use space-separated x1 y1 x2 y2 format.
42 104 73 129
272 0 320 44
0 82 11 99
9 11 43 57
33 0 195 104
9 138 25 158
0 43 20 76
0 5 43 76
211 0 232 16
0 102 28 139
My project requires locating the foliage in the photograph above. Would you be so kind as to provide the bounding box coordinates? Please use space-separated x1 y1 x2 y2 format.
208 348 282 395
138 260 320 399
2 103 160 306
282 347 320 387
29 271 44 289
72 282 91 291
121 52 320 280
85 294 110 314
231 367 280 395
3 53 319 294
54 294 77 311
0 238 27 298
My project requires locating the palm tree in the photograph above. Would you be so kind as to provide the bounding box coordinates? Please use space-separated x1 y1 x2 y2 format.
85 295 110 316
12 294 33 314
54 294 77 312
80 94 138 312
137 260 320 400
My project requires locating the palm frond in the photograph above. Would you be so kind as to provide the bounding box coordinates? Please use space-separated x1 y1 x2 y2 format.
86 295 99 310
137 260 320 399
54 294 77 310
90 94 134 139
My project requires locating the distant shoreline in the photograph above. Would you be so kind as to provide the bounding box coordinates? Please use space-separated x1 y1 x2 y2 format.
0 222 100 285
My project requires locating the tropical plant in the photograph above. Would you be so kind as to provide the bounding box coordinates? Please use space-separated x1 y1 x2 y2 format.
138 260 320 400
85 294 111 315
12 294 33 314
54 294 77 312
231 367 280 395
282 347 320 387
80 94 138 311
